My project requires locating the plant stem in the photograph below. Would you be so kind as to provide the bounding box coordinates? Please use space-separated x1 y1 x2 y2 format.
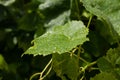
39 59 52 80
42 66 52 79
29 59 52 80
73 54 89 64
30 72 41 80
90 67 99 70
87 15 92 28
83 61 97 71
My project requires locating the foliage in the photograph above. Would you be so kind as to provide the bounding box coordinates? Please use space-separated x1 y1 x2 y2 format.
0 0 120 80
24 21 89 56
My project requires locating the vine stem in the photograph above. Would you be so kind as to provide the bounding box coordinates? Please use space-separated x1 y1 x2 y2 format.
29 59 52 80
30 72 41 80
41 66 52 79
82 61 97 71
90 67 99 70
87 15 93 28
73 54 89 64
79 61 97 80
39 59 52 80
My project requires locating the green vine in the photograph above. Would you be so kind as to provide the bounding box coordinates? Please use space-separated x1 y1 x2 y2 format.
30 59 52 80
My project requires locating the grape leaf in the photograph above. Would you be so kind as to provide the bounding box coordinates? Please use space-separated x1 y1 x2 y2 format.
97 47 120 79
106 48 120 66
38 0 70 30
24 20 89 56
82 0 120 36
97 57 113 72
52 53 79 80
95 19 119 44
90 72 117 80
44 10 70 28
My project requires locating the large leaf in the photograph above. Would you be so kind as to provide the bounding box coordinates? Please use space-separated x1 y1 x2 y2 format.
82 0 120 36
24 20 89 56
52 53 79 80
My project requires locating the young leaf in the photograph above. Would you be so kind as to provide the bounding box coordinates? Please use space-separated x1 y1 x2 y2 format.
52 53 79 80
106 48 120 66
24 20 89 56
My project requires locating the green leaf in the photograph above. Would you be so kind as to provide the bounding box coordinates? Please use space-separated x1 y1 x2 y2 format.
90 72 117 80
44 10 70 28
0 54 8 71
106 48 120 66
97 47 120 79
97 57 113 72
52 53 79 80
38 0 70 30
24 20 89 56
82 0 120 38
95 19 119 44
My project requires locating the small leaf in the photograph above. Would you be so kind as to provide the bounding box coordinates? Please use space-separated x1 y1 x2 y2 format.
106 48 120 66
90 72 117 80
52 53 79 80
24 20 89 56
